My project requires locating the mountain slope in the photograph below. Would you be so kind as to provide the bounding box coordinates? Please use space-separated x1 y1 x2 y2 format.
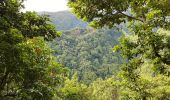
45 11 123 84
40 11 88 30
50 28 122 84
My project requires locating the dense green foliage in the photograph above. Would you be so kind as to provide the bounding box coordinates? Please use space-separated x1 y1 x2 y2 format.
68 0 170 99
0 0 65 99
50 27 122 84
57 74 119 100
57 73 89 100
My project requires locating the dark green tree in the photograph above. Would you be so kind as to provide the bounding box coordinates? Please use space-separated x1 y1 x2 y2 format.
0 0 65 99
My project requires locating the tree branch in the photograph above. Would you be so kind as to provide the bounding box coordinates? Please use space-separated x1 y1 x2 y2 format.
118 12 144 22
0 70 9 91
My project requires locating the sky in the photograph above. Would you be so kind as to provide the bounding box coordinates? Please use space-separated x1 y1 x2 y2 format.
23 0 69 12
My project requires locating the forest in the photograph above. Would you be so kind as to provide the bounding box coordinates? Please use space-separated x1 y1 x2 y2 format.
0 0 170 100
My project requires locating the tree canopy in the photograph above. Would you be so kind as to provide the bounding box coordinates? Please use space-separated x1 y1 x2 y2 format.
68 0 170 28
68 0 170 99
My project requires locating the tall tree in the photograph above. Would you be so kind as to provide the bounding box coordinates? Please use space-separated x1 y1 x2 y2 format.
0 0 65 99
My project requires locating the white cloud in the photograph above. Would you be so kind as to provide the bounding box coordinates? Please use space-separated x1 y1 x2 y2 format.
23 0 69 12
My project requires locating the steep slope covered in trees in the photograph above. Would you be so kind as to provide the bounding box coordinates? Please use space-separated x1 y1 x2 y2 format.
50 28 122 84
42 11 123 84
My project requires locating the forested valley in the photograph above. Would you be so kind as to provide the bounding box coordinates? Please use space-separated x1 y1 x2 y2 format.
1 0 170 100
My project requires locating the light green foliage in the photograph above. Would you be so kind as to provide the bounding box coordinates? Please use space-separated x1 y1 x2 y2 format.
0 0 65 99
58 75 119 100
58 73 89 100
88 77 119 100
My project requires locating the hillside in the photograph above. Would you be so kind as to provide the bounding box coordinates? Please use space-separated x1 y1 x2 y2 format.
40 11 88 30
50 28 122 84
42 11 123 84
